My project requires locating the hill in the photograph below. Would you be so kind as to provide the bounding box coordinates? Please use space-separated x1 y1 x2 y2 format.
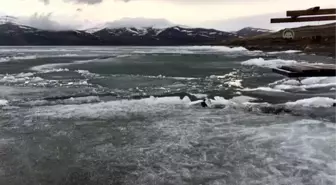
225 23 336 56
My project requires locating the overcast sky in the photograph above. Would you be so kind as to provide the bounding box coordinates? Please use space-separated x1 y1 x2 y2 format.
0 0 335 30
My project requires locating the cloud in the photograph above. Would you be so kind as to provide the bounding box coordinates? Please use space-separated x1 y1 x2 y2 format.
104 17 175 28
15 12 333 32
197 12 335 31
39 0 50 5
199 13 283 31
19 12 81 30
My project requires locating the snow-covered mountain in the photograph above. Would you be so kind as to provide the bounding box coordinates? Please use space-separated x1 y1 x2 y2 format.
0 16 272 45
91 26 234 37
0 17 239 45
235 27 273 37
82 17 175 33
89 25 237 45
82 18 192 35
0 16 38 34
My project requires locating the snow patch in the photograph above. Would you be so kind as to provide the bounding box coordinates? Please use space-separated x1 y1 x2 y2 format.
189 95 256 108
267 50 301 54
25 96 101 107
0 73 44 83
0 99 8 106
30 58 103 72
286 97 336 108
271 77 336 91
31 96 192 119
0 55 37 62
0 54 82 63
75 70 100 78
38 68 70 73
225 79 242 88
241 58 297 68
242 87 284 92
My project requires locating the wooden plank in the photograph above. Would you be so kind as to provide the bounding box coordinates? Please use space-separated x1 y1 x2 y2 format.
272 68 336 77
271 15 336 23
287 8 336 17
282 66 323 73
272 64 336 77
282 64 336 72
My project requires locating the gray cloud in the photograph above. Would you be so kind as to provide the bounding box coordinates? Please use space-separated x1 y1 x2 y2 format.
19 12 81 30
39 0 50 5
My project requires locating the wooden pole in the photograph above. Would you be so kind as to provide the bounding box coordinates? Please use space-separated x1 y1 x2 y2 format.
287 8 336 17
271 15 336 23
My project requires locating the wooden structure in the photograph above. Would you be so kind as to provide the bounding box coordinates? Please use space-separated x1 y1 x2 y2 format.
271 6 336 23
269 6 336 78
272 64 336 77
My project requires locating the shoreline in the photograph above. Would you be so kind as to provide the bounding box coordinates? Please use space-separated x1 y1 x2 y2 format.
226 43 335 58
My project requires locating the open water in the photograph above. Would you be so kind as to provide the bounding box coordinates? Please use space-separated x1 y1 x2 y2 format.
0 46 335 185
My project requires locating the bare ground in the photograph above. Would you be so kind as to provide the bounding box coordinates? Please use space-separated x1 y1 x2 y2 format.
223 23 336 57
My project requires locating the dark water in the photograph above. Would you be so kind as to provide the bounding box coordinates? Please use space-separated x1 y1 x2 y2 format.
0 46 335 185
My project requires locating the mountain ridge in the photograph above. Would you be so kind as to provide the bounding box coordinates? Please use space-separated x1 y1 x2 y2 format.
0 19 272 45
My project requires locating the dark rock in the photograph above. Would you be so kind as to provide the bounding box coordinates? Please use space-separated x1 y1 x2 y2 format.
201 100 208 107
